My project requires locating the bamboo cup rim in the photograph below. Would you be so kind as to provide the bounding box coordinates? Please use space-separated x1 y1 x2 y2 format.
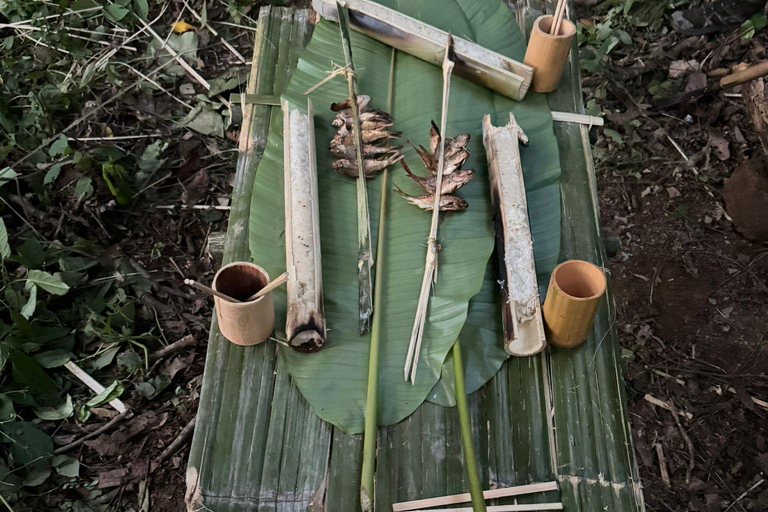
534 14 576 39
213 262 271 306
549 260 606 302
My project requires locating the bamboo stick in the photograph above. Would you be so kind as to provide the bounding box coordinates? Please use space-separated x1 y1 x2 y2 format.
64 361 128 413
283 100 326 353
392 482 559 511
482 113 546 357
360 48 396 512
551 0 567 36
336 0 374 334
311 0 532 101
184 278 239 303
404 34 455 384
246 271 287 301
410 505 563 512
452 341 486 512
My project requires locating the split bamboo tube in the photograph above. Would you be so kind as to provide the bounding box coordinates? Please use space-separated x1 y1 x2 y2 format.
212 262 275 346
523 15 576 93
542 260 606 348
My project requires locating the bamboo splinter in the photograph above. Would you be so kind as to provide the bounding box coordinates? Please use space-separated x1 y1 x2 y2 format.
482 113 546 356
283 99 326 353
403 34 455 384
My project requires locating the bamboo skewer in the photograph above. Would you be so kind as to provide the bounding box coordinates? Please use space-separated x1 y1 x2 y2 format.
551 0 567 36
185 272 287 303
184 278 239 303
403 34 455 384
337 0 374 334
392 481 559 511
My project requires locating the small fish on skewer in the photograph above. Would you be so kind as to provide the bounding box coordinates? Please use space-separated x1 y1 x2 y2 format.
334 125 402 144
331 94 371 112
331 110 393 128
400 160 474 195
394 185 468 211
333 153 404 178
330 141 402 160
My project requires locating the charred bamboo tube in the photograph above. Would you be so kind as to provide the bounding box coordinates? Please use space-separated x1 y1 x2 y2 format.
283 100 326 353
523 15 576 93
542 260 606 349
312 0 533 101
482 113 546 357
212 262 275 346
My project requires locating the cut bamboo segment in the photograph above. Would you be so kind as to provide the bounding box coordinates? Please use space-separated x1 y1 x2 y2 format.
542 260 606 349
283 100 326 353
312 0 533 101
523 15 576 93
482 113 546 357
213 262 275 346
392 481 559 511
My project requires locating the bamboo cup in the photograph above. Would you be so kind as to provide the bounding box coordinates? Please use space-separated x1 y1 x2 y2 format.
212 262 275 346
542 260 606 349
523 15 576 93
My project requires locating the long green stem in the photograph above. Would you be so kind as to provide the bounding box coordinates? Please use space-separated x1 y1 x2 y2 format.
336 1 373 334
360 48 397 512
453 340 487 512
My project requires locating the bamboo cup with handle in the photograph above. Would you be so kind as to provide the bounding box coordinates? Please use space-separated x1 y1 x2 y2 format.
523 15 576 93
542 260 607 349
212 262 275 346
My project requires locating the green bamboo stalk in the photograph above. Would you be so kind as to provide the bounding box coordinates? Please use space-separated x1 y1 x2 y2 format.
453 340 487 512
360 47 396 512
336 0 373 334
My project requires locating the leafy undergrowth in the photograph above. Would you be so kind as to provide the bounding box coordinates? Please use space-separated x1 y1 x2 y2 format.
0 0 271 510
578 1 768 510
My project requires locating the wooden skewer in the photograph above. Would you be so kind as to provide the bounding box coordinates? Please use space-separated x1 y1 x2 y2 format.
551 0 567 36
245 272 288 301
184 278 240 303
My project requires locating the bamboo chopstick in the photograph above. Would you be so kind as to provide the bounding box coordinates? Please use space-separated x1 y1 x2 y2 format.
551 0 567 36
185 272 288 304
184 279 240 303
245 272 287 301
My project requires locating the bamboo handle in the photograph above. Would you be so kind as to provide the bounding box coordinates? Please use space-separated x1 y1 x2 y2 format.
184 279 240 303
246 272 287 301
719 60 768 89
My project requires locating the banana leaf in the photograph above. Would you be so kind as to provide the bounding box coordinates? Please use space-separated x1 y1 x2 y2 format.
249 0 561 433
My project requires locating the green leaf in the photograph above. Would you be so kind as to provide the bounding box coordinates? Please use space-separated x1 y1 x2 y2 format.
248 15 560 433
104 3 129 22
34 395 73 420
44 163 62 185
48 134 69 156
34 349 72 368
0 217 10 260
75 177 94 200
85 380 123 408
0 167 18 187
178 105 225 136
20 281 37 318
9 351 58 400
0 421 53 466
52 454 79 477
26 269 70 296
134 0 149 20
90 344 119 371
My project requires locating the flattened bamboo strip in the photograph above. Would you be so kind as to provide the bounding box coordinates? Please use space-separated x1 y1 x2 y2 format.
393 481 559 511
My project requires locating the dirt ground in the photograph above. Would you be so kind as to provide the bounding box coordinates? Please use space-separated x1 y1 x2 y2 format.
583 5 768 509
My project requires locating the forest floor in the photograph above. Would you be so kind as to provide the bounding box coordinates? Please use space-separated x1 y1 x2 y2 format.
0 1 766 511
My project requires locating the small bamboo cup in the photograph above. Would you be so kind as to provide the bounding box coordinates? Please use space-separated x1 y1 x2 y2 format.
523 15 577 93
212 262 275 346
542 260 607 349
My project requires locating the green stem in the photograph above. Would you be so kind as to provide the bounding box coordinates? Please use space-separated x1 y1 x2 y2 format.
360 48 397 512
453 340 487 512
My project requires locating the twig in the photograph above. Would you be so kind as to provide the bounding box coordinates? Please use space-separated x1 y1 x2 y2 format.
667 399 695 485
54 411 131 454
154 204 231 211
183 278 239 303
156 417 196 463
64 361 127 414
404 34 455 384
644 393 693 419
723 479 765 512
181 0 246 64
148 334 197 363
654 442 671 488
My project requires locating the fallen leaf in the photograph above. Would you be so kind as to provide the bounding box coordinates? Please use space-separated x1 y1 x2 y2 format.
98 467 129 488
669 59 700 79
708 131 730 161
171 21 196 34
181 169 209 206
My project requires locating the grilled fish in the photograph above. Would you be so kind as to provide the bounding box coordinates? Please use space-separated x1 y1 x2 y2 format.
330 95 370 112
394 185 468 211
333 154 404 178
330 141 402 160
335 126 401 144
401 160 474 195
